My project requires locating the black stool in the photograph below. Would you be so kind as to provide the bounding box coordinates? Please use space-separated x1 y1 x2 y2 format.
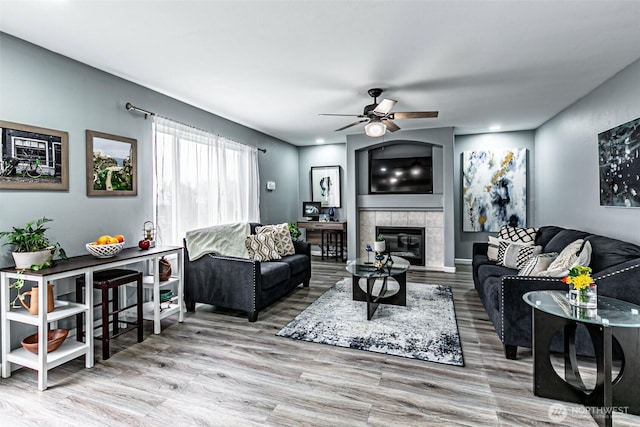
76 269 143 360
322 229 344 261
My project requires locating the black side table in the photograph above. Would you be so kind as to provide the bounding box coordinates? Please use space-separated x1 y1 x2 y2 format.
523 291 640 427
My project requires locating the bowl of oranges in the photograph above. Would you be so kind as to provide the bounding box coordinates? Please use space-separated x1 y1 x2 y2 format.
86 234 125 258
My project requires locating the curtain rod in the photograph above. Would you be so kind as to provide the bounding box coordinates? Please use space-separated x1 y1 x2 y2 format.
125 102 267 153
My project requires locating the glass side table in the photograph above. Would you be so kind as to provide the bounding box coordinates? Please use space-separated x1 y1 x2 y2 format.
346 256 410 320
523 290 640 427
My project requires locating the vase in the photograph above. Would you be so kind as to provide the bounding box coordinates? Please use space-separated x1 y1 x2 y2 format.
20 284 55 315
12 249 54 269
568 284 597 308
374 241 386 253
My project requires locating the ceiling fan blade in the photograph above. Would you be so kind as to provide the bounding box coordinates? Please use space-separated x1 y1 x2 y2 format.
391 111 439 119
373 98 397 115
383 119 400 132
320 113 365 117
335 119 368 132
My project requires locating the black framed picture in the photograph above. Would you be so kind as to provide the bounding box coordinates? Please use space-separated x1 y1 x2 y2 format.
0 120 69 191
311 165 341 208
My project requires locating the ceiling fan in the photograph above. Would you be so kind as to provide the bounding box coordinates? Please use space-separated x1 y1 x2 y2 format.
321 88 439 137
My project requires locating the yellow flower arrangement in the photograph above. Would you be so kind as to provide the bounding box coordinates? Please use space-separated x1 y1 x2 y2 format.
562 266 594 290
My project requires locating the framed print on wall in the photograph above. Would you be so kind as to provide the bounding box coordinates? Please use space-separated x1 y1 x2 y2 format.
598 117 640 207
86 130 137 196
462 148 528 232
0 120 69 191
311 165 341 207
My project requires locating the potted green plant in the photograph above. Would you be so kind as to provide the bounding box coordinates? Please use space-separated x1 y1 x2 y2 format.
0 217 67 269
288 222 301 242
374 234 386 253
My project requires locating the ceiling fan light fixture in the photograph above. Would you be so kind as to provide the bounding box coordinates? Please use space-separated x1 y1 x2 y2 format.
365 119 387 137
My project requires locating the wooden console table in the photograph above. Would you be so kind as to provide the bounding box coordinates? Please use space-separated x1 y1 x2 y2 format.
297 221 347 261
1 245 183 391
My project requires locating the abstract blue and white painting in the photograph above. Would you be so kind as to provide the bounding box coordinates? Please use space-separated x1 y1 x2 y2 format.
598 117 640 207
462 149 527 232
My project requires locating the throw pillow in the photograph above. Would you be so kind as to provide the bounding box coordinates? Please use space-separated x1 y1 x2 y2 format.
487 236 500 261
497 241 542 269
256 223 295 256
537 239 584 277
498 226 538 245
518 252 559 276
245 232 281 262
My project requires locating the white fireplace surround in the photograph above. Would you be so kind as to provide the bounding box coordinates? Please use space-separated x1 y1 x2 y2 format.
358 210 444 271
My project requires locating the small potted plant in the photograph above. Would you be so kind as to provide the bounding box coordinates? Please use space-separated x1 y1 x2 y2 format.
288 222 301 242
0 217 67 269
374 234 386 253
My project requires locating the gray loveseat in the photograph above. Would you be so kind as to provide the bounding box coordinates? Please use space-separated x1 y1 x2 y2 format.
472 225 640 359
184 223 311 322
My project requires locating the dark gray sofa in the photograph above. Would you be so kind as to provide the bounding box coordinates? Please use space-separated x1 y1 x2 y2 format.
472 225 640 359
184 223 311 322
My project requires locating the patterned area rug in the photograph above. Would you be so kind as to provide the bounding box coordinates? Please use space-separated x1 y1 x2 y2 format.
277 278 464 366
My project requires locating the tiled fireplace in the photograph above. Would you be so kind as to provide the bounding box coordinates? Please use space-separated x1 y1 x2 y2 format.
359 210 444 270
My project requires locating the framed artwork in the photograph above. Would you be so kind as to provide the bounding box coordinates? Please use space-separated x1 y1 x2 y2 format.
0 120 69 191
302 201 321 219
311 165 341 207
461 148 528 232
86 130 137 196
598 117 640 207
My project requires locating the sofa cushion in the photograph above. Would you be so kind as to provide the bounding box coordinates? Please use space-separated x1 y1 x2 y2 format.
256 223 296 256
497 241 542 269
518 252 559 276
478 263 517 284
279 254 309 276
544 229 590 253
498 226 538 244
538 239 586 277
245 232 282 261
259 261 291 290
586 234 640 272
534 226 565 248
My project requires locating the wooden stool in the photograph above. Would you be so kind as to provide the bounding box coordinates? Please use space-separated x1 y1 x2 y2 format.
321 229 344 261
76 269 143 360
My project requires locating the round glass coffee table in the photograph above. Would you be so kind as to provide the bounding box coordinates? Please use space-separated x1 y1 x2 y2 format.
523 290 640 426
346 256 410 320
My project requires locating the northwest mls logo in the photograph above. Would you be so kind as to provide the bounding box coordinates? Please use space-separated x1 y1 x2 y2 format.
548 403 567 423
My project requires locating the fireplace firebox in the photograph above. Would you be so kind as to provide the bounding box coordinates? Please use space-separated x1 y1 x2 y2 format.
375 226 425 266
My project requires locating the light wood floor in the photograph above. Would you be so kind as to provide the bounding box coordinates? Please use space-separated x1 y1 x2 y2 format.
1 259 638 426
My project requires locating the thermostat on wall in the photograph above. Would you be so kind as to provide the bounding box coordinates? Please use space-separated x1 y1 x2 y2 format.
266 181 276 191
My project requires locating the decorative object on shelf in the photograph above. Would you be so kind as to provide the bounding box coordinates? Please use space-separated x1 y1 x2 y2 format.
0 120 69 191
311 165 341 207
143 221 156 248
20 283 55 315
374 252 386 270
86 241 124 258
0 217 67 269
86 129 137 196
21 329 68 354
598 116 640 207
328 206 335 220
374 234 386 253
287 222 301 242
159 257 172 281
563 266 597 308
364 244 373 264
160 289 174 302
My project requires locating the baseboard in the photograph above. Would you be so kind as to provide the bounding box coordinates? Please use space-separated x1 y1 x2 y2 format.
443 266 457 273
455 258 472 265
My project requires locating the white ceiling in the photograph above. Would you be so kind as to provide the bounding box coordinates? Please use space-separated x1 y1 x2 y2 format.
1 1 640 146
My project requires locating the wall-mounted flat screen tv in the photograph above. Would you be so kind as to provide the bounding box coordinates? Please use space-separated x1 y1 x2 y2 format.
369 155 433 194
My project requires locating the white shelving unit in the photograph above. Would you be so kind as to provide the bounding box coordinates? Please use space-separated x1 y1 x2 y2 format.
1 245 184 391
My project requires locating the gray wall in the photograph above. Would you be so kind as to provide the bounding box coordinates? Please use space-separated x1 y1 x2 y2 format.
454 131 536 259
534 57 640 245
0 33 298 356
297 143 347 221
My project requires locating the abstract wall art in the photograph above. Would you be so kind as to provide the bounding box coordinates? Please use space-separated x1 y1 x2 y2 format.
462 148 527 232
598 117 640 208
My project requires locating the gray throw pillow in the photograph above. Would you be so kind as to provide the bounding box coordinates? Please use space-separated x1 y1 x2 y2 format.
518 252 559 276
497 241 542 269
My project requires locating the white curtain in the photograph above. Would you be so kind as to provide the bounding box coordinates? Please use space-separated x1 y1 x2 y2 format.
153 116 260 246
